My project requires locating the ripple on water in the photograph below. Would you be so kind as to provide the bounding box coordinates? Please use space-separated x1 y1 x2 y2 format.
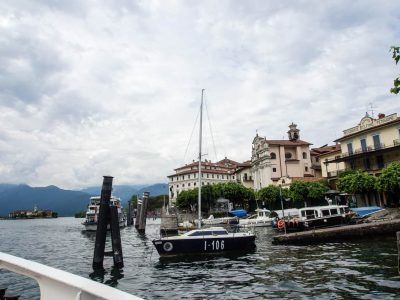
1 219 400 299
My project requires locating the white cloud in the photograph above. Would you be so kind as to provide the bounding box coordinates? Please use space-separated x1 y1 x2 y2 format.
0 0 399 188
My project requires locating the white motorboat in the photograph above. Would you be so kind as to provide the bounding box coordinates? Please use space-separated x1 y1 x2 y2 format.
82 196 126 231
239 208 273 227
201 215 239 226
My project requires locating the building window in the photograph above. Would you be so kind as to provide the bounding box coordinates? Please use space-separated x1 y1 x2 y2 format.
206 174 209 178
363 158 371 170
376 155 384 168
305 166 308 172
217 175 219 179
212 174 214 178
171 177 173 182
285 152 292 159
347 143 353 155
188 174 190 179
360 138 367 152
202 182 204 185
273 168 276 172
207 182 210 185
373 135 381 149
222 175 224 179
183 175 185 180
316 157 319 162
182 184 185 187
194 182 196 186
302 152 307 159
232 176 235 179
177 184 179 188
270 152 276 159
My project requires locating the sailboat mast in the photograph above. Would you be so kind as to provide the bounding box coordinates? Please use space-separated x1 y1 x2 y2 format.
198 89 204 229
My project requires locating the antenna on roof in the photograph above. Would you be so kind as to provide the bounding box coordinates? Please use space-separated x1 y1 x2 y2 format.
368 102 375 118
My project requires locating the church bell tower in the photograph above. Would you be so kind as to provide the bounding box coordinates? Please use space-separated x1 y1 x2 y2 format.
288 123 300 141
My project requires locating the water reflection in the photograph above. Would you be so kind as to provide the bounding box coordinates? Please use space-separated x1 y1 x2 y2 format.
89 267 124 287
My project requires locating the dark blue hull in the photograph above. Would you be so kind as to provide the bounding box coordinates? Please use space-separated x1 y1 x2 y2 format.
152 235 256 256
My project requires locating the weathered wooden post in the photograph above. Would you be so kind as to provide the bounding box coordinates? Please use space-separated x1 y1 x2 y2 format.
126 200 132 226
134 197 142 229
92 176 113 270
397 231 400 275
110 205 124 268
138 192 150 232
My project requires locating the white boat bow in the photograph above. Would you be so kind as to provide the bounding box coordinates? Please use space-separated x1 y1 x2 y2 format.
0 252 141 300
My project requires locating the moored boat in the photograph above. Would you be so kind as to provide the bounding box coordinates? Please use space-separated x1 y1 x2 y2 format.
82 196 126 231
239 208 273 228
275 205 353 232
152 227 255 256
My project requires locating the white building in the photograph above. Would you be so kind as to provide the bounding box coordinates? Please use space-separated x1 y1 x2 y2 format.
168 158 242 202
251 123 315 190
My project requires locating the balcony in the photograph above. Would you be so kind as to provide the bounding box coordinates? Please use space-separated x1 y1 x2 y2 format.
326 140 400 163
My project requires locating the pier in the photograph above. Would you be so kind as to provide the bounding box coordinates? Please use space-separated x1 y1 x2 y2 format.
160 208 178 236
273 219 400 245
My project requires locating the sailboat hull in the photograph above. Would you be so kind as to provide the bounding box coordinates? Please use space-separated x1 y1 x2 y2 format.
152 235 256 256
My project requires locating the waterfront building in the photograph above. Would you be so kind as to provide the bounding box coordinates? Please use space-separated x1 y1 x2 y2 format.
168 158 242 202
324 112 400 206
8 207 56 218
326 112 400 174
233 161 254 189
316 144 345 186
251 123 315 190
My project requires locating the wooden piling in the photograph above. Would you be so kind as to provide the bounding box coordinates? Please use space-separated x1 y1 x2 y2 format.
397 231 400 275
110 205 124 268
92 176 113 269
137 192 149 232
134 200 142 229
126 201 133 226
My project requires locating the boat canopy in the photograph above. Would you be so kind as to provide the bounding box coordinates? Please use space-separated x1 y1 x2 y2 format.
229 209 247 218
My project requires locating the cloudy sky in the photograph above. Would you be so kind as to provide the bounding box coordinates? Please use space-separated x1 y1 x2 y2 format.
0 1 399 189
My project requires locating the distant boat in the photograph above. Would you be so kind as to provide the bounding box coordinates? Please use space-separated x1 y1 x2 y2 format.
201 215 239 226
239 208 273 228
152 90 256 256
82 196 126 231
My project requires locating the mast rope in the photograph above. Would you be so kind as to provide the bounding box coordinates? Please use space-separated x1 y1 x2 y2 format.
183 108 200 164
204 97 218 162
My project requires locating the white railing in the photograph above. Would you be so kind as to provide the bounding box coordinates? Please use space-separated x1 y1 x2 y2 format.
0 252 141 300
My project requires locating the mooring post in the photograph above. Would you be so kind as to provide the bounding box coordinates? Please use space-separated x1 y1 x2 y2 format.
92 176 113 270
135 198 142 229
126 201 132 226
110 205 124 268
397 231 400 275
138 192 150 232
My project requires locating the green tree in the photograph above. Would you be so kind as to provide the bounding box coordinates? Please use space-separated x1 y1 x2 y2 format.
307 181 329 206
257 185 280 210
390 46 400 94
289 181 309 204
376 162 400 193
337 171 376 194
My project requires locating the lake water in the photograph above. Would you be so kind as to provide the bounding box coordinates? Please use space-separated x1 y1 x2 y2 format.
0 217 400 299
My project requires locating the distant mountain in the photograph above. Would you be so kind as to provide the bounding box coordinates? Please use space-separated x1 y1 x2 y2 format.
0 184 90 217
136 183 168 198
80 185 145 202
0 182 169 217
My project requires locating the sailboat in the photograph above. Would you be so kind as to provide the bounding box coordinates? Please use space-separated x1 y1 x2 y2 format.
152 90 256 256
